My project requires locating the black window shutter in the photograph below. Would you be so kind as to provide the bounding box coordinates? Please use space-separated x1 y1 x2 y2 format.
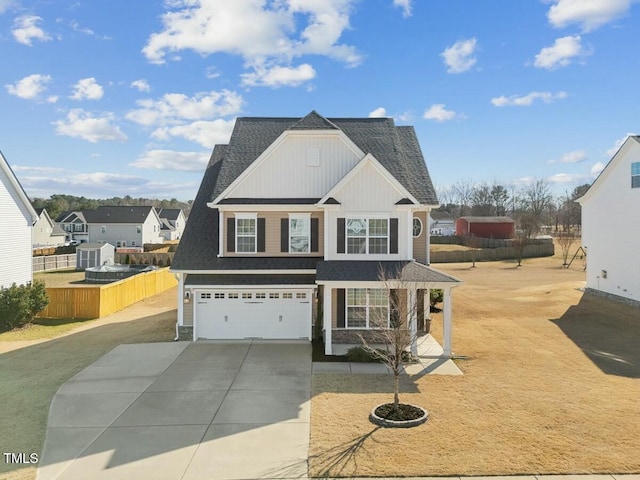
257 218 265 252
227 218 235 253
336 288 345 328
311 218 319 252
390 289 400 328
281 218 289 252
390 218 398 254
337 218 345 254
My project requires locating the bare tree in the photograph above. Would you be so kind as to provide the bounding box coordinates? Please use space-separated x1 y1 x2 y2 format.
357 269 422 415
471 182 494 216
520 178 553 232
514 213 538 266
490 184 509 216
556 231 576 267
451 179 475 217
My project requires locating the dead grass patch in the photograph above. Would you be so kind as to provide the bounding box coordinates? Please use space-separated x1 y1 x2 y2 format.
310 257 639 477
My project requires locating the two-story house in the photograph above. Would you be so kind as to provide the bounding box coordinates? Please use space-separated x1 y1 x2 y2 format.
33 208 67 248
0 150 38 288
157 208 186 241
84 206 164 248
56 210 89 244
578 135 640 306
171 112 462 355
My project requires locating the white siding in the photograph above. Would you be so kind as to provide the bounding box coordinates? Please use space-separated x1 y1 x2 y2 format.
229 134 362 198
0 172 33 288
581 139 640 302
324 162 412 261
87 217 163 246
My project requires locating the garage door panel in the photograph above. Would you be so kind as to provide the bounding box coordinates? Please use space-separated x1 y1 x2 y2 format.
196 290 311 340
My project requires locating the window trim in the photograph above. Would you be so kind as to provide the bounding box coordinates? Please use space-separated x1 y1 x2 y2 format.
412 217 423 238
235 213 257 254
632 162 640 188
288 213 311 254
345 216 390 255
345 288 390 329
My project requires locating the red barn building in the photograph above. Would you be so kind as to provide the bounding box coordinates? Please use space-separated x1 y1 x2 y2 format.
455 216 515 239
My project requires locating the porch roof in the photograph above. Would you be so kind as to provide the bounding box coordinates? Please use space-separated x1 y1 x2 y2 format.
315 261 462 284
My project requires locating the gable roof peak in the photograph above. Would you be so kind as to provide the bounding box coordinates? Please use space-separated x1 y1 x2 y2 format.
289 110 340 131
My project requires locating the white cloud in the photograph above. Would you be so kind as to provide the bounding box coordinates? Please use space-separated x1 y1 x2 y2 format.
12 15 51 45
605 133 637 156
441 38 477 74
549 150 587 164
241 63 316 88
423 104 459 122
126 90 242 127
70 77 104 100
591 162 606 175
142 0 361 87
151 119 235 147
11 165 66 174
491 91 568 107
53 109 127 143
130 150 211 172
368 107 387 118
0 0 16 14
131 79 151 92
534 35 590 70
547 0 636 31
393 0 412 17
5 73 52 100
548 172 591 184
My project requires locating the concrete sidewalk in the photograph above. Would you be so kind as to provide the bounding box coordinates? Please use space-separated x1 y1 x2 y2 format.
37 341 311 480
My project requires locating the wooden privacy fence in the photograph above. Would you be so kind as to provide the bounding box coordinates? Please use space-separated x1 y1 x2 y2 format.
37 267 177 319
33 254 76 272
431 243 554 263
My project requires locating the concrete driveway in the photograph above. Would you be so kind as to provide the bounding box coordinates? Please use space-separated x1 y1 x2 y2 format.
37 340 311 480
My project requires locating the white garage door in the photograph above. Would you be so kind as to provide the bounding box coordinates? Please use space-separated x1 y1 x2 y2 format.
195 290 312 340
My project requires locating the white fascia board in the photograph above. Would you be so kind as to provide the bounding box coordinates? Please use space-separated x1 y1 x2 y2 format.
169 269 317 275
188 285 316 290
0 150 38 223
578 136 638 204
212 204 322 212
318 153 420 206
211 129 365 205
316 280 461 289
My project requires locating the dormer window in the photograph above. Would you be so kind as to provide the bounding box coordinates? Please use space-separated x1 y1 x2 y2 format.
346 218 388 254
236 214 257 253
632 162 640 188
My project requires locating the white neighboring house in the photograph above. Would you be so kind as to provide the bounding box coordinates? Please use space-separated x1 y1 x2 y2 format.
0 151 38 288
84 206 165 248
33 208 67 248
578 135 640 306
430 211 455 236
157 208 186 241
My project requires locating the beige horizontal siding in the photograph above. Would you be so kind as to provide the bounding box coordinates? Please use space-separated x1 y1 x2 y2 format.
223 210 324 257
413 211 428 264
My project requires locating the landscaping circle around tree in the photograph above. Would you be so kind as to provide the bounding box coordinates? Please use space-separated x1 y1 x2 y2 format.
370 403 428 428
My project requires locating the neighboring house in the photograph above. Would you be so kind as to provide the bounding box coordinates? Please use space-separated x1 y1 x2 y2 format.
157 208 186 241
33 208 66 248
430 211 455 236
171 111 462 356
76 242 115 270
455 216 515 239
578 135 640 306
56 210 89 244
58 206 165 247
0 150 38 288
83 206 164 248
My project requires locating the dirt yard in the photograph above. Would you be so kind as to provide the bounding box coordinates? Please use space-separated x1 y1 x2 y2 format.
310 255 640 477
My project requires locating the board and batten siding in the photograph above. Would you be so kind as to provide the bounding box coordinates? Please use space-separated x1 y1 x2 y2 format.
581 139 640 302
227 135 361 198
222 211 324 256
0 172 34 288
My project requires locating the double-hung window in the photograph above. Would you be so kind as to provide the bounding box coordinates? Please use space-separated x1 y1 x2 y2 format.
289 215 310 253
346 288 389 328
346 218 389 254
236 214 257 253
632 162 640 188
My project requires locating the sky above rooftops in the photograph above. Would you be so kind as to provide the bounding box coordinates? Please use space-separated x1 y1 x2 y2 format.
1 0 638 201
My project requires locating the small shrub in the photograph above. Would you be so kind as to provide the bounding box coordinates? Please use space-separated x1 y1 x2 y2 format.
346 346 381 363
0 281 49 331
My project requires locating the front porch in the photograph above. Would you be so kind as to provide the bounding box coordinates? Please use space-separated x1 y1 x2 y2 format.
316 260 463 357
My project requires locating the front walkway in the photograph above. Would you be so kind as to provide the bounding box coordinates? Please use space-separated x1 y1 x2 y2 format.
313 334 463 375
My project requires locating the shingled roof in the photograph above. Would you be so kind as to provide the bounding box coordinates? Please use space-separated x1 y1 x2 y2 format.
82 206 157 224
210 111 438 205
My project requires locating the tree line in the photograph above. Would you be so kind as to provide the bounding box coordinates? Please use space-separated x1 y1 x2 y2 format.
31 194 193 221
437 179 590 236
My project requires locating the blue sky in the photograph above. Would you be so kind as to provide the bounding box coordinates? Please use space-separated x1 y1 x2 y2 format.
1 0 639 202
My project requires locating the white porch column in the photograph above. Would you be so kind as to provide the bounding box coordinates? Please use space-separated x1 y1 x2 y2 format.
408 288 418 355
323 286 332 355
443 288 453 357
177 273 184 326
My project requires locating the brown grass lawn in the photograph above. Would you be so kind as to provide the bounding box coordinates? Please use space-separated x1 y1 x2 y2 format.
0 287 177 480
310 255 640 477
33 269 88 287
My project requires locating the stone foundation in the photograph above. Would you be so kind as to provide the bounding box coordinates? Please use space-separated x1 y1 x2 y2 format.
177 325 193 341
585 288 640 308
